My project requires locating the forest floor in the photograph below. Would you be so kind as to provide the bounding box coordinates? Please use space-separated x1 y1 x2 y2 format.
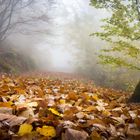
0 72 139 140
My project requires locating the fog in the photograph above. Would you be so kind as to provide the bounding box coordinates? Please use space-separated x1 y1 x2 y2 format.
3 0 140 90
8 0 107 71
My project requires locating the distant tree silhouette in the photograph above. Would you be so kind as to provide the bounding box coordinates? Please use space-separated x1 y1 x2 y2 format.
0 0 33 41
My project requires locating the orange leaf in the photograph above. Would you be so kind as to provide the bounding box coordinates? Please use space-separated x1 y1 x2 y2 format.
67 92 78 101
0 102 13 108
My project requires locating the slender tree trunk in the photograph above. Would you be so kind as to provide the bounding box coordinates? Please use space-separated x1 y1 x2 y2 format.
128 81 140 103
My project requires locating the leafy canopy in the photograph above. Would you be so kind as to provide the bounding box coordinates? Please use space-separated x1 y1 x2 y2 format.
90 0 140 70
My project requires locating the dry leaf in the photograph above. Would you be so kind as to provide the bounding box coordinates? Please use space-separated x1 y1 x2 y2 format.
127 128 140 140
0 102 13 108
85 106 97 112
18 123 33 136
129 111 137 120
134 117 140 127
0 74 139 140
109 124 117 136
18 107 35 118
0 113 26 127
92 94 99 101
90 130 101 140
60 99 66 104
63 128 88 140
0 107 13 114
36 125 56 137
75 112 85 119
67 92 78 101
111 117 125 125
102 110 111 117
48 108 63 117
27 102 38 107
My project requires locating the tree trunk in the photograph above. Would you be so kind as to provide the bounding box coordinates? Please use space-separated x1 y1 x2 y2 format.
128 81 140 103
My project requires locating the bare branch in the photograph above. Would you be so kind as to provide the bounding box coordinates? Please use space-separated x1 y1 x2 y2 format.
0 0 34 41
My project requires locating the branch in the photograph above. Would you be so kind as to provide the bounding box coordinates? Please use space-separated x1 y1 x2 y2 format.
0 0 34 41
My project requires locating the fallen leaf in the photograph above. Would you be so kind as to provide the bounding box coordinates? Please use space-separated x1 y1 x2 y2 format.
48 108 63 117
102 110 111 117
36 125 56 137
63 128 88 140
96 105 105 111
85 106 97 112
109 124 117 136
90 130 101 140
111 117 125 125
18 107 35 118
0 113 26 127
67 92 78 101
59 99 66 104
15 88 26 95
18 123 33 136
0 107 13 114
75 112 85 119
92 94 99 101
127 128 140 140
129 111 137 120
0 102 13 108
27 102 38 107
134 117 140 128
18 95 26 103
87 118 105 126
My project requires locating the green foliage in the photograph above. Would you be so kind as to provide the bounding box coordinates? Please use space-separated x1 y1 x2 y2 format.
90 0 140 70
99 55 140 70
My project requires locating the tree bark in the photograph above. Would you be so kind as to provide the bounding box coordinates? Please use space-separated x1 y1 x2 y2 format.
128 81 140 103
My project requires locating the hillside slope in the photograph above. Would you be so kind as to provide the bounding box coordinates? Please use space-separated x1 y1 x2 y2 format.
0 42 35 73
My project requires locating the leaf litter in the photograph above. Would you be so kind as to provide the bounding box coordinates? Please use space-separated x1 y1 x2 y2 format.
0 73 139 140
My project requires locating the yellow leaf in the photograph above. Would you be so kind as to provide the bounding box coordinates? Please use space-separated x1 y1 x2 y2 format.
92 94 99 101
36 125 56 137
0 102 13 108
81 92 90 100
86 106 97 112
48 108 63 117
18 123 33 136
14 88 26 94
59 99 65 104
102 110 111 117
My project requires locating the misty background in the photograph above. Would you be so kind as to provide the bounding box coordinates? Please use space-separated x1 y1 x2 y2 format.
1 0 140 91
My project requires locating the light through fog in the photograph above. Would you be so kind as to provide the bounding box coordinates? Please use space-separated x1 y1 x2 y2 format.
8 0 108 72
50 48 73 72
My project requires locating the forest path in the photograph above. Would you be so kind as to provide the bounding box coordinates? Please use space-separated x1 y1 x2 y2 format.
0 72 139 140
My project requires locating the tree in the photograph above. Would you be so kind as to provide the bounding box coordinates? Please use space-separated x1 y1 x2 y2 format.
128 80 140 102
90 0 140 102
0 0 34 41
